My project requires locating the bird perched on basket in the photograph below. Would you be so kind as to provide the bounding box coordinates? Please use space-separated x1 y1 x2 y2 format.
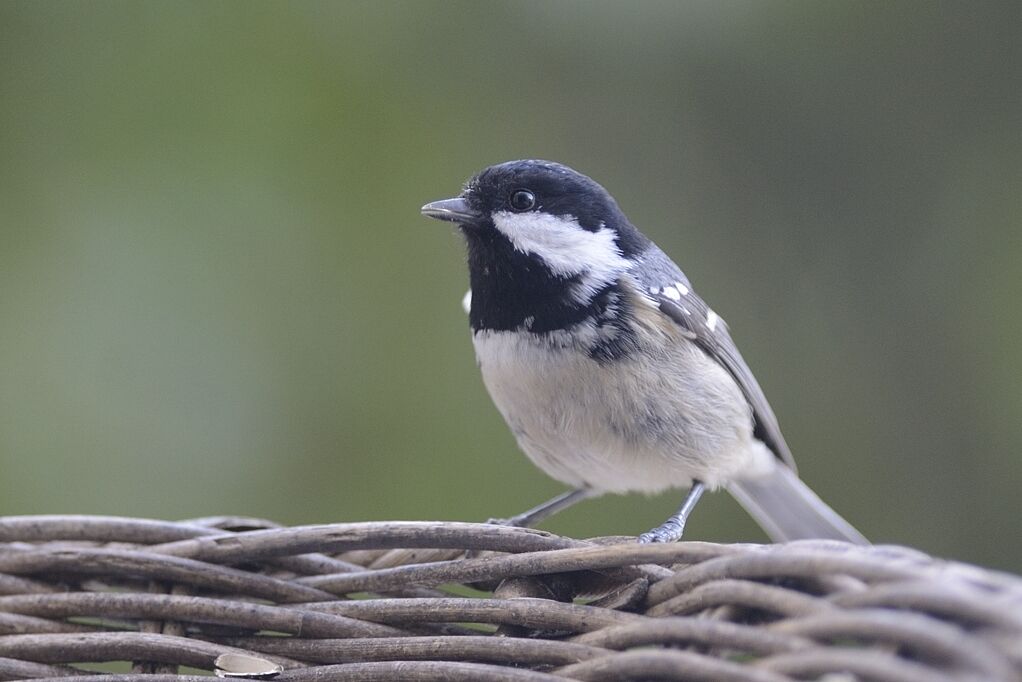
421 160 867 544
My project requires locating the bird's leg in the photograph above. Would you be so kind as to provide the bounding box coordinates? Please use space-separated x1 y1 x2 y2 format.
490 488 593 528
638 481 706 543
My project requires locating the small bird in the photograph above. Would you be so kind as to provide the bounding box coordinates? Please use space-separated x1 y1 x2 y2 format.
421 160 867 544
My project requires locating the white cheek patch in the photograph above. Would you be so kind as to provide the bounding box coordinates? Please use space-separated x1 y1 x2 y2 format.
492 211 630 302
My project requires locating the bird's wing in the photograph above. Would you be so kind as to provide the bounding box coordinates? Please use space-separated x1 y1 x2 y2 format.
631 248 797 471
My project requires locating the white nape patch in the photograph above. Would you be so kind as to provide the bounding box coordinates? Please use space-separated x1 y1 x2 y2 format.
675 281 689 296
521 315 535 330
706 309 720 332
492 211 630 302
662 285 681 301
461 289 472 314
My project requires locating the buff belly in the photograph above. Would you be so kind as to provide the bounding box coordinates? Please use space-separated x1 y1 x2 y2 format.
472 327 771 494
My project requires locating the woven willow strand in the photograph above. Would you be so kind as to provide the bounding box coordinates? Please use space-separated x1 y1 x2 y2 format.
0 516 1019 681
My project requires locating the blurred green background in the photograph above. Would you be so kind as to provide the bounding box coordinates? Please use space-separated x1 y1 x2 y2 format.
1 1 1020 571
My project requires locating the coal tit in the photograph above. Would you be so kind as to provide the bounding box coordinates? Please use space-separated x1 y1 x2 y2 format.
422 160 867 544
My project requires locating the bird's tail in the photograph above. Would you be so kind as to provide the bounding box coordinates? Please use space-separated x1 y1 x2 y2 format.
728 463 868 545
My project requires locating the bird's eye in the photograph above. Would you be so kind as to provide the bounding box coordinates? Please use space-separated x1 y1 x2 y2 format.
509 189 536 212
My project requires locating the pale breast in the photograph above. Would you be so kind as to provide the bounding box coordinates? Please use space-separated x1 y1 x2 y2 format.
471 317 763 494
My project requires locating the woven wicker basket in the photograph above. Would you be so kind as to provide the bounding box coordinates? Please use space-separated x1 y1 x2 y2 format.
1 516 1020 681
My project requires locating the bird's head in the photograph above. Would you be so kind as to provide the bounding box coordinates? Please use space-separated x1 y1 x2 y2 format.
422 160 650 329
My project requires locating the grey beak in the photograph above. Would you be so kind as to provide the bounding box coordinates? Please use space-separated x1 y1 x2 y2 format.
420 197 482 225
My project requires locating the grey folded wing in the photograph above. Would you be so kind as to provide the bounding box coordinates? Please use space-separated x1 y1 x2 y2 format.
631 246 797 472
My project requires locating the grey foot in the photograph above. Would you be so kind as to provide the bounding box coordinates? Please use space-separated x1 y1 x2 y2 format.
638 519 685 543
486 515 528 528
639 481 705 543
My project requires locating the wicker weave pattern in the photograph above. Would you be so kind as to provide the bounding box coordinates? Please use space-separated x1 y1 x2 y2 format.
0 516 1019 681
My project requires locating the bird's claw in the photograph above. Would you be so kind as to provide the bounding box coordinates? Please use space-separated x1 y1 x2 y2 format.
487 516 527 528
638 519 685 543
